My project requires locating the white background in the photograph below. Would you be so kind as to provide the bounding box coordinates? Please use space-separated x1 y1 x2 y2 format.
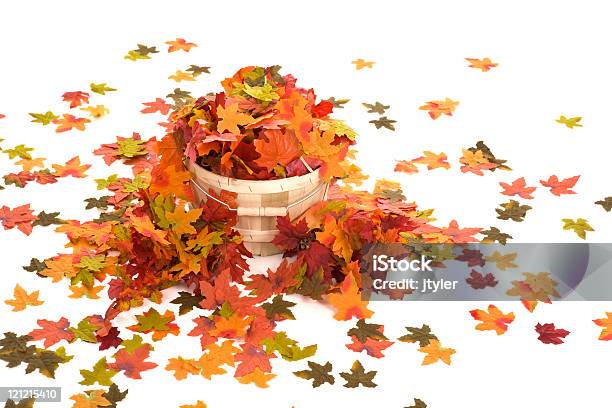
1 0 612 407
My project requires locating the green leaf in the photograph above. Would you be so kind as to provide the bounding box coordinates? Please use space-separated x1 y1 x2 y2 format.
29 111 58 125
90 82 117 95
79 357 117 386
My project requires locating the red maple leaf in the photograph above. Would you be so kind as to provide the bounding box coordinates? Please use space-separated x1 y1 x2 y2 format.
456 249 486 267
108 344 158 379
466 270 498 289
500 177 536 199
141 98 171 115
96 327 122 350
62 91 90 108
346 336 394 358
311 100 334 117
535 323 570 345
439 220 481 243
539 175 580 196
245 258 300 301
3 171 35 188
28 317 74 348
234 344 275 377
272 216 311 253
188 316 218 350
0 204 37 235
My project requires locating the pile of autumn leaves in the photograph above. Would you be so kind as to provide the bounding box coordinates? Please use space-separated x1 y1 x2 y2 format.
172 65 361 182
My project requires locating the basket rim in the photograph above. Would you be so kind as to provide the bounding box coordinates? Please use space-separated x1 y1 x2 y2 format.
187 159 323 193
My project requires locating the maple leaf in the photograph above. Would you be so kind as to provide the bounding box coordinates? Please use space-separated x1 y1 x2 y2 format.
593 313 612 340
4 284 43 311
52 114 91 132
128 308 178 341
294 361 335 387
234 344 275 377
465 270 498 289
465 57 498 71
186 65 211 76
81 105 109 119
166 38 197 52
15 157 45 171
3 144 34 159
346 334 394 358
4 398 36 408
166 205 203 235
108 344 158 379
419 98 459 119
485 251 518 270
470 305 515 335
339 360 377 388
404 398 428 408
62 91 90 108
52 156 91 178
90 82 117 95
595 197 612 212
499 177 536 199
398 325 438 347
412 151 450 170
141 98 171 115
480 227 513 244
216 102 255 134
325 96 350 108
236 367 276 388
28 317 74 347
540 175 580 196
29 111 58 125
369 116 396 130
347 319 388 343
561 218 594 239
262 295 296 321
362 102 389 114
254 129 300 170
316 216 353 262
418 339 455 365
556 115 582 128
351 59 375 70
169 70 196 82
394 160 419 174
326 273 373 321
102 383 128 408
96 327 122 351
166 356 200 380
170 291 205 315
496 199 532 222
0 204 37 235
535 323 570 345
80 357 118 386
70 389 111 408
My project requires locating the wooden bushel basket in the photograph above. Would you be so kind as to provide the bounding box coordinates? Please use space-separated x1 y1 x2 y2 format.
186 159 329 256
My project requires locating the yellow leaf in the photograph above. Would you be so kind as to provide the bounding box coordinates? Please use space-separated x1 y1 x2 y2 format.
5 284 43 311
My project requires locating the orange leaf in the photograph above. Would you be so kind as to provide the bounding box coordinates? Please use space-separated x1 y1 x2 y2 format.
419 98 459 119
593 313 612 341
52 114 91 132
326 273 373 321
216 102 255 134
70 389 111 408
166 357 201 380
236 367 276 388
254 129 300 170
469 304 515 335
418 339 455 365
465 57 498 72
5 284 43 311
52 156 91 178
166 38 197 52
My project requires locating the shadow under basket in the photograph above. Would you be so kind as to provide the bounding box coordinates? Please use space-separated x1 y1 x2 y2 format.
186 160 329 256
